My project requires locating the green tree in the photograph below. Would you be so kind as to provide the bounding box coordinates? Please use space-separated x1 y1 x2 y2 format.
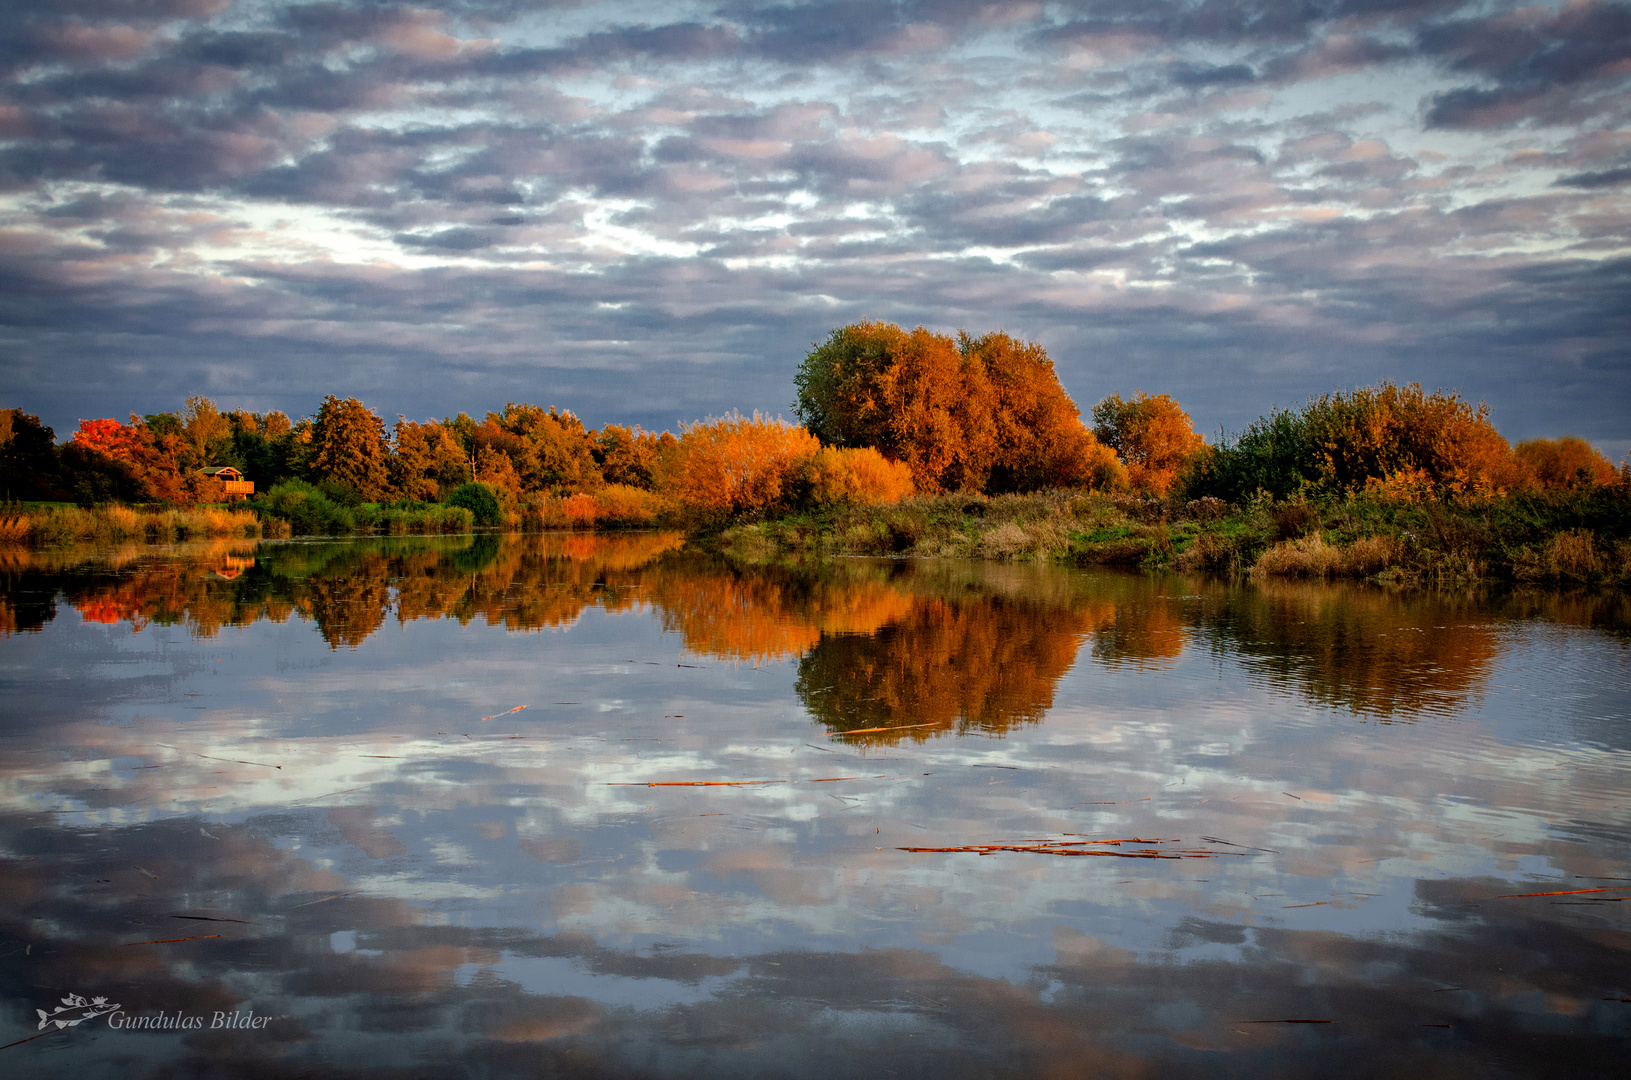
792 321 906 451
0 408 61 500
446 482 502 526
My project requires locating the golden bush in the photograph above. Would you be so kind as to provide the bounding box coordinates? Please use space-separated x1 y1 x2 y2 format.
662 413 820 518
804 446 915 506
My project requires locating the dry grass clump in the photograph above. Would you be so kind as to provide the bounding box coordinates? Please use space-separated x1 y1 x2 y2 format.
1253 535 1342 577
1512 529 1606 582
976 517 1071 561
1340 535 1397 576
0 505 261 547
1252 533 1397 578
1174 530 1241 574
0 512 32 544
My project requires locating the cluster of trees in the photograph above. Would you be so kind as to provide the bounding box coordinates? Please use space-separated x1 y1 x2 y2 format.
794 322 1127 493
0 396 914 523
3 321 1621 520
3 397 298 505
1184 383 1621 503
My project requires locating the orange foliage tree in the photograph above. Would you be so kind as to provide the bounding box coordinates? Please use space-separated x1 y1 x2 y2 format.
1302 383 1525 498
1193 381 1528 503
968 331 1125 492
663 413 820 518
1515 436 1617 490
1091 391 1205 496
311 396 393 500
592 424 677 489
794 321 1120 494
488 403 602 494
391 418 470 500
66 415 188 502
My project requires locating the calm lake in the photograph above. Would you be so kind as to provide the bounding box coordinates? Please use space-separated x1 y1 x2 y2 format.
2 532 1628 1077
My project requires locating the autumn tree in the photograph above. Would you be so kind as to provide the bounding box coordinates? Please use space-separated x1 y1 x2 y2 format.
1300 383 1524 498
1192 382 1525 503
63 418 145 504
968 332 1125 492
664 413 820 518
391 418 470 500
1091 391 1205 496
793 321 1119 494
1515 436 1617 490
489 403 602 493
182 396 233 469
310 395 393 501
593 424 677 489
794 321 994 492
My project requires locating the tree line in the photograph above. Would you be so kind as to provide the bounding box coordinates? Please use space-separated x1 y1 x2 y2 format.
2 321 1623 524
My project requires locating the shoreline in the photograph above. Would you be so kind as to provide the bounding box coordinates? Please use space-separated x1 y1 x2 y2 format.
708 488 1631 589
6 485 1629 590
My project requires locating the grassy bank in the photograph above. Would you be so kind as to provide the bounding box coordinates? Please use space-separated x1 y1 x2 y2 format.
713 486 1631 588
0 503 262 546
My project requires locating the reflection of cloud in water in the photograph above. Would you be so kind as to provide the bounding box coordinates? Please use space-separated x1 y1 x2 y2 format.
1 811 1625 1078
2 535 1629 1074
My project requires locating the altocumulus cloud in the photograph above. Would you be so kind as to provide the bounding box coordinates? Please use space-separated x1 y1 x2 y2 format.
0 0 1626 453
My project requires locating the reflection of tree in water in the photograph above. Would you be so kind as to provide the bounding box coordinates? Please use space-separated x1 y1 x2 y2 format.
5 537 1559 721
647 556 915 665
795 594 1105 741
1 533 686 648
1199 579 1503 720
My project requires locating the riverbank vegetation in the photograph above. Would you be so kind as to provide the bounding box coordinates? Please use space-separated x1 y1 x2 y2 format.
3 320 1624 585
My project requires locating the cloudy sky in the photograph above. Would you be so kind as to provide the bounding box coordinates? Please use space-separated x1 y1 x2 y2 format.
1 0 1628 453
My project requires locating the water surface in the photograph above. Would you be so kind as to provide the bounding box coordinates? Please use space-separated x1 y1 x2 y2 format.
2 533 1628 1077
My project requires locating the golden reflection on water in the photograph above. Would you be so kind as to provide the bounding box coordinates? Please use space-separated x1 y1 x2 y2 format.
4 532 1625 723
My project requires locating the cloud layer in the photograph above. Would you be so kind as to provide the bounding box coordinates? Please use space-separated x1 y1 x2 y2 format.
1 1 1627 449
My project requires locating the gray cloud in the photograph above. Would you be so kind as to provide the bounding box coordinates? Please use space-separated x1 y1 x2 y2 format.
0 0 1625 451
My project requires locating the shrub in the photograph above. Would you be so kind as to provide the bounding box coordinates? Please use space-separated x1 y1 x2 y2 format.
1515 437 1616 490
446 482 503 526
591 485 664 527
662 413 820 520
561 492 598 528
1192 382 1524 503
803 446 915 506
1270 499 1319 540
257 479 356 535
0 511 31 544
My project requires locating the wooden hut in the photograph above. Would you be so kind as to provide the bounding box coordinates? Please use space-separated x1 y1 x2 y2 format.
199 466 255 500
